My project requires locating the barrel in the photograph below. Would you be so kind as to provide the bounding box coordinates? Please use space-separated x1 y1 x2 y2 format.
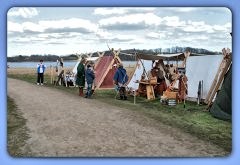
168 99 176 106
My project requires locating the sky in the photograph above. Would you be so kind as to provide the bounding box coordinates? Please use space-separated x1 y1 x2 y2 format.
7 7 232 57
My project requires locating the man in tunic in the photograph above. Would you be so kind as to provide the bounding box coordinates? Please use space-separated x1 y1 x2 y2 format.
113 63 129 100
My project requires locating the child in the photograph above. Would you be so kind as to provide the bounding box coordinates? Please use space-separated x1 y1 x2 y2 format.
85 64 95 98
37 59 46 85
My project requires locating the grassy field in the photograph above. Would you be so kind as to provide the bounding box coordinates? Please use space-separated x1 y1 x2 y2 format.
7 96 32 156
7 72 232 153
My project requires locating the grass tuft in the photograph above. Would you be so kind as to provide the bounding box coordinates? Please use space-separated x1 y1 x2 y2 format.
7 96 32 157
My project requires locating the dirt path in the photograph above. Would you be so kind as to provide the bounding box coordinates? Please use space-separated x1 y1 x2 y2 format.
7 78 227 157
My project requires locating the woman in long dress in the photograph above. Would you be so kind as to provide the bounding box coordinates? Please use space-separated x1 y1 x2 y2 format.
75 57 86 96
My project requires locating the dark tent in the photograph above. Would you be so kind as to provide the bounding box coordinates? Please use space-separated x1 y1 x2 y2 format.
210 64 232 120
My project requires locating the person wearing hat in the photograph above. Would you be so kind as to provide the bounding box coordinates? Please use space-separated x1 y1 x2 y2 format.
113 63 129 100
36 59 46 85
76 57 87 96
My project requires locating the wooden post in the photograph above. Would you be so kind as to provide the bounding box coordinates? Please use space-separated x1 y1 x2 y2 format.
204 52 226 104
201 80 203 103
181 51 190 68
112 48 121 58
97 51 105 58
133 73 137 105
205 48 231 106
50 65 53 84
134 90 136 104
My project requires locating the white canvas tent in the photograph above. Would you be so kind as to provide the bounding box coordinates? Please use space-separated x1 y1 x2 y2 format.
127 53 185 90
127 53 223 101
186 55 222 99
72 56 100 75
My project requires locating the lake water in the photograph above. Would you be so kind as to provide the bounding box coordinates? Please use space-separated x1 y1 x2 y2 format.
7 61 136 68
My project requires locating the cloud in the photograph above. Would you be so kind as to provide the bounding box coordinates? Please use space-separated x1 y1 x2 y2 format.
39 18 99 33
93 8 128 15
93 7 156 16
37 32 80 40
45 42 65 45
162 16 186 27
99 13 162 30
7 7 232 55
146 32 166 39
174 8 198 12
8 21 23 32
8 18 100 35
181 20 231 33
110 34 135 42
8 8 39 18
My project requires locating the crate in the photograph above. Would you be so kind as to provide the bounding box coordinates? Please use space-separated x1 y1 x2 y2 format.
163 91 178 99
146 85 155 100
149 77 157 84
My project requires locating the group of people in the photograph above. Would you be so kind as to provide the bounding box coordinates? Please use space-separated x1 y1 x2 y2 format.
36 57 187 101
76 57 129 100
36 57 129 100
143 59 168 98
142 59 188 101
76 57 95 98
36 58 64 86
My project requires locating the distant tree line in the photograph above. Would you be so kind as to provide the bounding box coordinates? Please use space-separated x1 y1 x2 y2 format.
7 54 79 62
7 47 220 62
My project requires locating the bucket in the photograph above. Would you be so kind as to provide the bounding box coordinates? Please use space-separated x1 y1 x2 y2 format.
168 99 176 106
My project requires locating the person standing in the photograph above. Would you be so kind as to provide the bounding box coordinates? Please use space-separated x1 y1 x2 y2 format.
75 57 86 96
113 63 129 100
85 64 95 98
56 57 64 86
37 59 46 85
178 71 188 102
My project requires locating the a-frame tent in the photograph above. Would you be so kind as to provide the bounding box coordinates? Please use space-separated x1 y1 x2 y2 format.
185 54 223 100
71 50 122 89
208 48 232 120
94 49 122 89
210 64 231 120
72 51 105 75
126 51 228 102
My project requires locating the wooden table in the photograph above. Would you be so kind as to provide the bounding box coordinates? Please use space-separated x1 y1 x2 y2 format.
138 81 157 100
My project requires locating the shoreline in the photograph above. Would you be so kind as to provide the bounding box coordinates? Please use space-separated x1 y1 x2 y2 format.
7 66 135 76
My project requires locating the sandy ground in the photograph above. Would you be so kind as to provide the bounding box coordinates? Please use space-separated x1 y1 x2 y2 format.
7 78 227 157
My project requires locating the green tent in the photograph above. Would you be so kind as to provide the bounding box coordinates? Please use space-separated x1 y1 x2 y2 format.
210 64 232 121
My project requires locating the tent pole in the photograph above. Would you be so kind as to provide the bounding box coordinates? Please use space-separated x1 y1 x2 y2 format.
201 80 203 104
136 53 155 100
134 74 136 104
134 90 136 105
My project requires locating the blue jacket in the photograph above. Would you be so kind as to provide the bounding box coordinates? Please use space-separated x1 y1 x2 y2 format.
37 64 46 73
113 66 128 85
85 68 95 84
